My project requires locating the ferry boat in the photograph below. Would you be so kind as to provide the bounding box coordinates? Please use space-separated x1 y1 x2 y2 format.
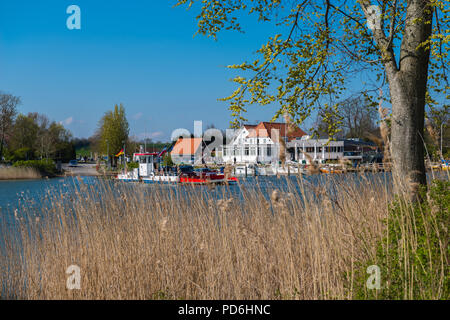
116 152 238 185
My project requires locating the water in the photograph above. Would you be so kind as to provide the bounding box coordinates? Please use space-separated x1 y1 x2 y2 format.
0 173 393 216
0 176 97 211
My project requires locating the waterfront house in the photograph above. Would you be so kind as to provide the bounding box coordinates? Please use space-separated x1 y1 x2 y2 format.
286 137 379 165
221 122 307 165
170 137 203 165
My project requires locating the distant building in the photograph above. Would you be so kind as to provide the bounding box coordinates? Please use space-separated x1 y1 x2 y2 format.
221 122 307 164
170 137 203 165
286 137 379 165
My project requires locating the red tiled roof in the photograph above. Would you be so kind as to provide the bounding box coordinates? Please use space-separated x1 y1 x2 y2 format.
170 138 202 156
247 122 306 141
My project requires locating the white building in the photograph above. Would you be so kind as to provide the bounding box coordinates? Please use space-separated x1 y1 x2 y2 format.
287 137 379 165
221 122 307 165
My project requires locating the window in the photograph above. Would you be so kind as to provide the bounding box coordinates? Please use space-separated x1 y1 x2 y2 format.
267 146 272 156
250 147 256 156
244 146 249 156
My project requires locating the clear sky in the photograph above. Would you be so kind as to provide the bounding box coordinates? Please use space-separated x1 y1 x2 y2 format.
1 0 299 141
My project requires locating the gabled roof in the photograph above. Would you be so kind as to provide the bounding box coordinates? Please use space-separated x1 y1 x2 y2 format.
243 124 257 130
247 122 306 141
170 138 202 156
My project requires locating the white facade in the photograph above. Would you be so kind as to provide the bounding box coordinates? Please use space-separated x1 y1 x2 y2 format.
288 138 345 164
221 127 280 164
287 138 373 164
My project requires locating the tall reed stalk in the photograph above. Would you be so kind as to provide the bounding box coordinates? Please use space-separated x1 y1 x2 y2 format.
0 173 447 299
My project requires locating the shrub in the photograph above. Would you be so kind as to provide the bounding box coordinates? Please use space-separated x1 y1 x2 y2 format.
354 180 449 299
13 159 57 176
162 153 174 167
118 162 139 170
9 148 35 162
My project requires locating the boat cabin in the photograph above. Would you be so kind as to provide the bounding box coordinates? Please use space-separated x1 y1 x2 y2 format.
133 153 160 177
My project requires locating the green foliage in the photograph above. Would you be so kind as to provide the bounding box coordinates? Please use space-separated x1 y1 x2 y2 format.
118 162 139 170
0 92 20 161
6 112 75 162
97 104 129 159
8 147 35 162
353 180 449 300
162 153 174 167
177 1 449 136
76 146 92 158
9 114 39 151
13 159 57 176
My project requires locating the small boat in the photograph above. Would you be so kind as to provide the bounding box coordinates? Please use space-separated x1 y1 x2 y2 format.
179 167 237 184
116 153 238 185
320 166 344 174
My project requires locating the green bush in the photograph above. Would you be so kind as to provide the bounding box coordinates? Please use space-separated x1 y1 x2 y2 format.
10 148 35 162
13 159 57 176
162 153 174 167
353 180 449 300
118 162 139 170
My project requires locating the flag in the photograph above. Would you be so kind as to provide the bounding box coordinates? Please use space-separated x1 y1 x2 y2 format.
115 149 124 157
158 147 168 157
158 141 176 157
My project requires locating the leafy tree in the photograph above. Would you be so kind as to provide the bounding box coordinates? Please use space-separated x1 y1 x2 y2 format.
177 0 449 198
8 113 74 162
47 122 75 161
97 104 130 166
0 92 20 161
9 114 40 155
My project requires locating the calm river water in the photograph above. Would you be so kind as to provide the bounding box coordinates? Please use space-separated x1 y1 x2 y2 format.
0 173 393 216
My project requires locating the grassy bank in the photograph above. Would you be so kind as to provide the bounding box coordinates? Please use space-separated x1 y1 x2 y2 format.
0 167 42 180
0 174 448 299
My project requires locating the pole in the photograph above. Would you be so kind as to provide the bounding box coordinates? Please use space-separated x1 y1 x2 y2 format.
123 141 127 173
106 139 109 169
441 122 444 160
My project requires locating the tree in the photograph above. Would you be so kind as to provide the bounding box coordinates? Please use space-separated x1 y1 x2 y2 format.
425 104 449 159
313 107 345 139
7 112 74 162
0 92 20 161
97 104 129 166
330 96 379 139
46 122 74 161
177 0 449 198
162 153 174 167
9 114 40 156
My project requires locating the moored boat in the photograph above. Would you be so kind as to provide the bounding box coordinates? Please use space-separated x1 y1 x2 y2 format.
116 153 238 185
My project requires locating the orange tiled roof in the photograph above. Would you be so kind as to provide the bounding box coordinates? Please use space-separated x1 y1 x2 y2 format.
170 138 202 155
247 122 306 141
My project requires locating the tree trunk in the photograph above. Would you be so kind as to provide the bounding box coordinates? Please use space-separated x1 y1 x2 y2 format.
0 136 4 161
388 1 433 198
390 75 427 191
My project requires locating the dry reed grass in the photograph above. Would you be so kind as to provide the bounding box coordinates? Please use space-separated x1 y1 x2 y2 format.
0 167 42 180
0 174 446 300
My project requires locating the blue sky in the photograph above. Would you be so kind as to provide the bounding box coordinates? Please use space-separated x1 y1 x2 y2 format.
0 1 295 141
